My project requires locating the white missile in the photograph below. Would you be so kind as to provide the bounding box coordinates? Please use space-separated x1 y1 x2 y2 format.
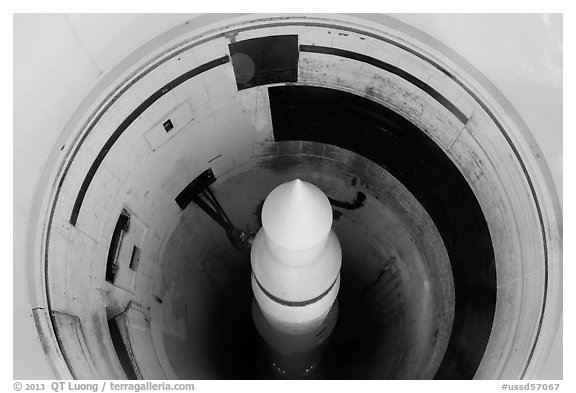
250 179 342 376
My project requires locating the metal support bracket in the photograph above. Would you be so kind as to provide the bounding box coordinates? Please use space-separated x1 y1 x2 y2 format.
176 168 254 251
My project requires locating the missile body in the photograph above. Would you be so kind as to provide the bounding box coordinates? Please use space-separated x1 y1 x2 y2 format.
250 179 342 377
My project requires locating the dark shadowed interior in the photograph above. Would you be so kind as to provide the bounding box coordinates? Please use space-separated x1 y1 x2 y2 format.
153 81 496 380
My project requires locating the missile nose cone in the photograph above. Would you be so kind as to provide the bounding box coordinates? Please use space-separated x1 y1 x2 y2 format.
252 178 341 334
262 179 333 250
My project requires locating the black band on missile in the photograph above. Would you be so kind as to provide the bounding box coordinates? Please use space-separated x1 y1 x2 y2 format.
253 273 339 308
